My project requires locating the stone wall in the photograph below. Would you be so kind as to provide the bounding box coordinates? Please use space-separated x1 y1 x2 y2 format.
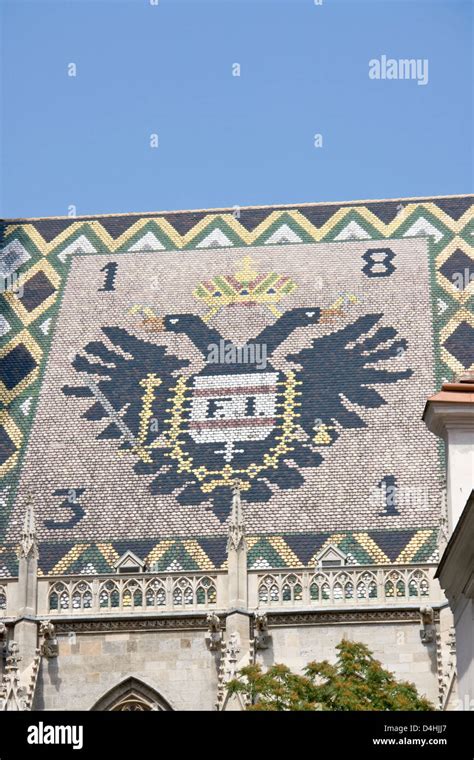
33 617 445 710
259 620 440 705
452 598 474 709
34 628 218 711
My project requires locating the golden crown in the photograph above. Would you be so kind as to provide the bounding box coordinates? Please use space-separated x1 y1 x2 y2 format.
193 256 298 321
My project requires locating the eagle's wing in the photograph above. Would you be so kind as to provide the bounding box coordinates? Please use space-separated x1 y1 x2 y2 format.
286 313 412 440
63 326 189 453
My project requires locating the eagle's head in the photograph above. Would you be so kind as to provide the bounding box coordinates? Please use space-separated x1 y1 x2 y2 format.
275 307 322 331
162 313 204 335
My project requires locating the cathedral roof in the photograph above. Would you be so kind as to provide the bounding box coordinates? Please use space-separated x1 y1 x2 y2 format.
1 194 472 575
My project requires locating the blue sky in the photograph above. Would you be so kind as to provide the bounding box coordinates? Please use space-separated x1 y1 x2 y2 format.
1 0 472 218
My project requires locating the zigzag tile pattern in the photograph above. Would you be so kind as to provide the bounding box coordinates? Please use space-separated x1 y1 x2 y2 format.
0 528 438 577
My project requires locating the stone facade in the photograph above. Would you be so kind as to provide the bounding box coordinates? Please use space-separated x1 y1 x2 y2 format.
0 491 457 710
30 614 447 710
425 375 474 710
37 629 216 711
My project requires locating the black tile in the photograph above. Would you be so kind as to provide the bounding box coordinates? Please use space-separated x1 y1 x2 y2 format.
284 533 329 564
439 249 473 289
444 322 474 368
435 197 474 221
20 270 56 312
0 426 15 465
32 219 76 243
0 343 37 390
368 530 415 561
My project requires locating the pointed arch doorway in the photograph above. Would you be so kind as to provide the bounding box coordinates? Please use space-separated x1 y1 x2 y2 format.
92 677 173 711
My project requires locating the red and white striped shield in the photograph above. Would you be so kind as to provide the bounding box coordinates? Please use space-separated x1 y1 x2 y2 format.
188 372 279 461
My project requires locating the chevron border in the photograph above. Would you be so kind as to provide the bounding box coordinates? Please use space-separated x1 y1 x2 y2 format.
0 528 439 576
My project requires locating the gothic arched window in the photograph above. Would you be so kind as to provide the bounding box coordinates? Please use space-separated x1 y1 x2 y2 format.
91 677 173 712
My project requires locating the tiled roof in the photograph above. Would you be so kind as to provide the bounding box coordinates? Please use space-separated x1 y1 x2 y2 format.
1 195 472 575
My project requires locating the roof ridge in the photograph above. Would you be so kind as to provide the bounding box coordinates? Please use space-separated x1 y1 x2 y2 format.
2 193 472 223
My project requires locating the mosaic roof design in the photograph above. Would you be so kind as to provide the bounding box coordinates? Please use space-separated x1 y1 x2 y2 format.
0 528 439 577
0 195 472 575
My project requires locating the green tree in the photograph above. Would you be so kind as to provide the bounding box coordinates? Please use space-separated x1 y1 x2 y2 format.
226 639 434 711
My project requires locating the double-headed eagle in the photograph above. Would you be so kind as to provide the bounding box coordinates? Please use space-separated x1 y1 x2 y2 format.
64 299 411 521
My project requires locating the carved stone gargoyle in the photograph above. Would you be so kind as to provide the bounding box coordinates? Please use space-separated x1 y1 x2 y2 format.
419 606 435 644
40 620 59 659
253 612 271 651
205 613 223 652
